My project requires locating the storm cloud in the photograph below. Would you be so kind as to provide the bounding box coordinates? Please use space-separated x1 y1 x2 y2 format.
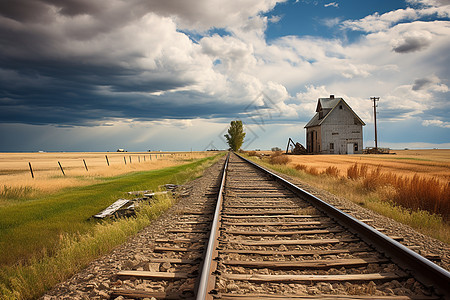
0 0 449 151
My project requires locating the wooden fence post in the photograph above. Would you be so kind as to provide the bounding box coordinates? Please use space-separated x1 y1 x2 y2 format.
28 162 34 178
58 161 65 176
83 159 88 171
105 155 110 166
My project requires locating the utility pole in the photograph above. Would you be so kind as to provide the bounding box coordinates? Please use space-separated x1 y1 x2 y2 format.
370 97 380 151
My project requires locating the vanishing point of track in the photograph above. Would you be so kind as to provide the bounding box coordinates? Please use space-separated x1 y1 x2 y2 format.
112 152 450 299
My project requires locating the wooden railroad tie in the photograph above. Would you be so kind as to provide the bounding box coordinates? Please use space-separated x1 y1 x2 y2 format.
117 270 190 280
227 238 358 246
219 247 371 256
222 221 332 226
222 271 408 283
224 228 343 236
222 257 388 269
218 293 439 299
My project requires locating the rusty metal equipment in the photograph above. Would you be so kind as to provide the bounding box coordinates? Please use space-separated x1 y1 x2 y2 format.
286 138 307 155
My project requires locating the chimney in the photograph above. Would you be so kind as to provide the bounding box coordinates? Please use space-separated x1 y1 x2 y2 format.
330 95 334 99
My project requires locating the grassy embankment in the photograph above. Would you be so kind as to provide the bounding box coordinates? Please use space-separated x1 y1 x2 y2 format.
0 153 224 300
244 151 450 244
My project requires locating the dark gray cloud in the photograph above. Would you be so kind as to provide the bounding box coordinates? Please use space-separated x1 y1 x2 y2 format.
0 0 285 128
392 35 432 53
412 77 433 90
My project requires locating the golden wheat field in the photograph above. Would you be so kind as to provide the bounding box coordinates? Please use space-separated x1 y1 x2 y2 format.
0 151 217 194
284 149 450 183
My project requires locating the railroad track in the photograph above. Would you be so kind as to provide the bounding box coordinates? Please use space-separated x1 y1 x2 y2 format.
110 152 450 299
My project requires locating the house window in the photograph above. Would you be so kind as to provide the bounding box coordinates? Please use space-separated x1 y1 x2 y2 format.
330 143 334 150
354 143 358 152
354 118 358 125
332 132 339 135
339 105 343 109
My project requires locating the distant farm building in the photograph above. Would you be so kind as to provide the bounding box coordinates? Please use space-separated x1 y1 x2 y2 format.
305 95 365 154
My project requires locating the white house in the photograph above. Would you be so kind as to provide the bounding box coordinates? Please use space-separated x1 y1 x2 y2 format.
304 95 365 154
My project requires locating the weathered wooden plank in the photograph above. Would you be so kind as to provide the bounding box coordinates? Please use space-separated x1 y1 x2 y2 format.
227 238 358 246
223 257 388 269
155 238 206 243
234 194 295 198
222 272 407 283
117 270 189 279
225 205 299 209
222 214 321 219
222 210 307 215
92 199 130 219
219 293 436 299
175 220 209 225
219 248 370 256
225 229 342 236
227 187 281 191
222 221 331 226
143 191 169 198
223 209 300 215
127 190 152 195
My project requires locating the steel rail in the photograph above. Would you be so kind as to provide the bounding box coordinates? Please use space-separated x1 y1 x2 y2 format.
196 152 230 300
235 152 450 298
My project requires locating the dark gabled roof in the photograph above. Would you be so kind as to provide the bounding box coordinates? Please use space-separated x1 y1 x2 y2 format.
304 97 365 128
316 97 341 112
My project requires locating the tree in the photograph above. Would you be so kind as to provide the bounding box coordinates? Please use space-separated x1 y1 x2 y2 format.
224 120 245 151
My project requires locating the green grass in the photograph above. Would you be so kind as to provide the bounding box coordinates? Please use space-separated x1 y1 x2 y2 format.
0 153 223 299
0 186 37 203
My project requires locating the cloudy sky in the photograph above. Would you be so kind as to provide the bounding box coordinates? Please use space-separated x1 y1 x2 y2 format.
0 0 449 152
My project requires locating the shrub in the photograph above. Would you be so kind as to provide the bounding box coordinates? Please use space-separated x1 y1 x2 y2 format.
308 167 319 176
361 166 382 191
294 164 308 171
269 151 291 165
323 166 340 177
347 163 368 180
247 151 258 157
391 175 450 221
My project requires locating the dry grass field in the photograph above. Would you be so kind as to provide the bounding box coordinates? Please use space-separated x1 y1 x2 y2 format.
0 151 216 201
285 149 450 182
246 149 450 242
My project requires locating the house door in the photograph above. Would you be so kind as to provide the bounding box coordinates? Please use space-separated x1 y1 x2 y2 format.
347 143 354 154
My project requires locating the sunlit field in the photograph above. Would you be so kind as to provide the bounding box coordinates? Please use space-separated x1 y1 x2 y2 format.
285 149 450 182
245 149 450 243
0 151 216 202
